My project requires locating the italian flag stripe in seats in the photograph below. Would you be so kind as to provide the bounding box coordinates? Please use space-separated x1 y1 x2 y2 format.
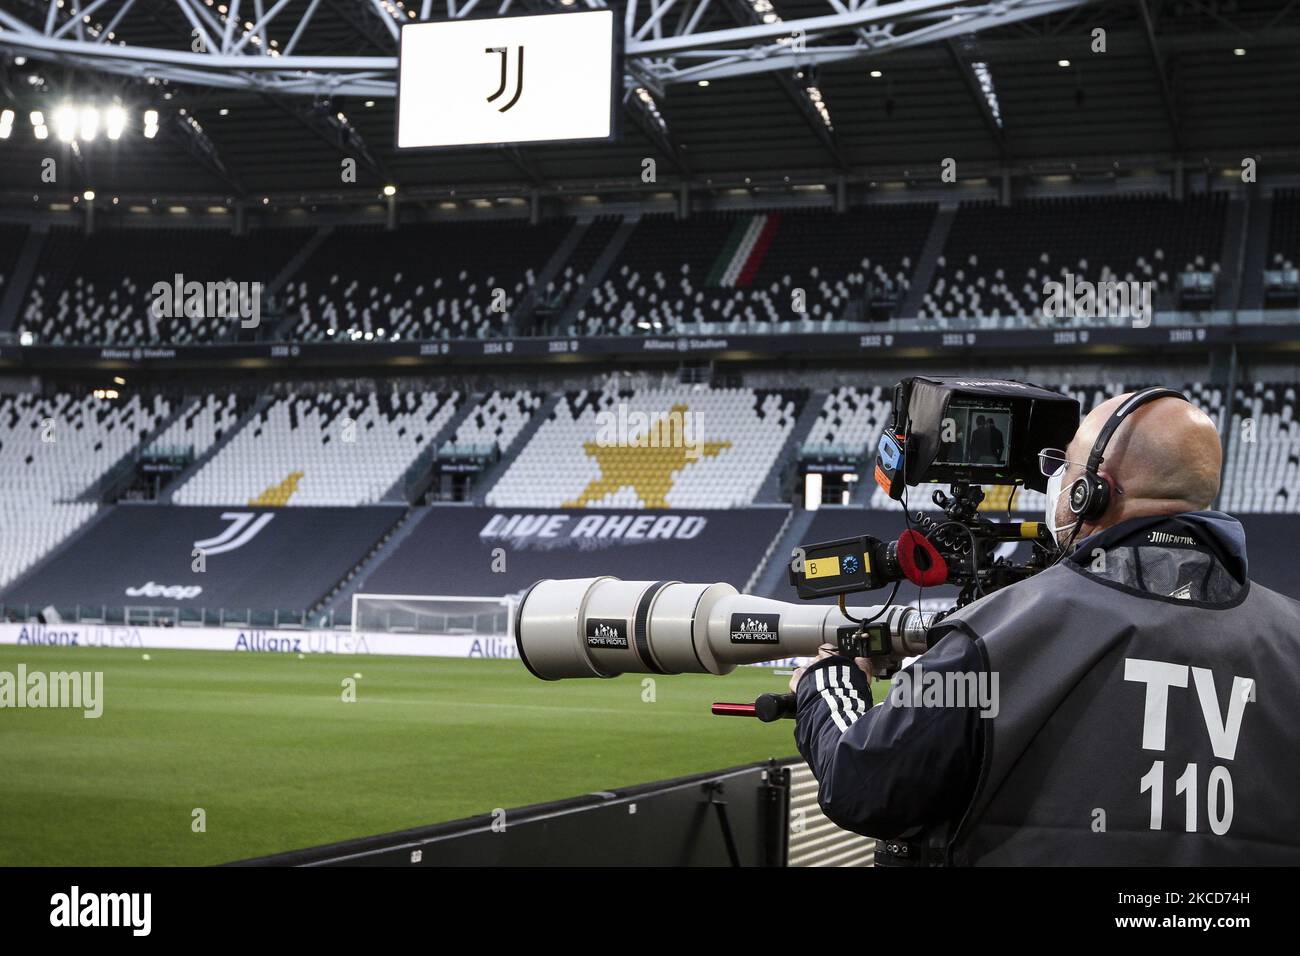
706 214 781 287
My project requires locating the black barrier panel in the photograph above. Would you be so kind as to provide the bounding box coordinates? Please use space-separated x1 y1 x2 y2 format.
361 506 788 597
234 760 793 867
771 506 1300 602
0 504 404 612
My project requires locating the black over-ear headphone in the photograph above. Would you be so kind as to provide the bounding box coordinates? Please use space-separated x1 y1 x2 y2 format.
1068 386 1189 523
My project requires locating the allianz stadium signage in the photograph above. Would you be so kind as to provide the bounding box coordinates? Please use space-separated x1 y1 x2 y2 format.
0 624 806 667
0 623 519 659
4 322 1282 372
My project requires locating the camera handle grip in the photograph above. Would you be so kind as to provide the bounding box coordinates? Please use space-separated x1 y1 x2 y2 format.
711 692 798 721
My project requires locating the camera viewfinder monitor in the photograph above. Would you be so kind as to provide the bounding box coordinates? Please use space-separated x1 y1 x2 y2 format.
935 401 1013 468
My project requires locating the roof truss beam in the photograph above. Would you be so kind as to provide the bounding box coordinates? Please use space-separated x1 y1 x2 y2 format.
0 0 1099 96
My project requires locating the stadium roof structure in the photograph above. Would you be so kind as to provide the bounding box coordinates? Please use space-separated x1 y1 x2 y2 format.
0 0 1298 204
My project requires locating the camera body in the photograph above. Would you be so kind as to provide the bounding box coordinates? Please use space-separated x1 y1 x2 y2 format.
875 375 1080 498
788 377 1079 669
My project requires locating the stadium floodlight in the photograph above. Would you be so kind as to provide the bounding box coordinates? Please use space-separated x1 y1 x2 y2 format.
105 105 127 140
53 105 78 143
0 110 12 139
143 109 159 139
396 10 617 149
79 107 100 141
383 184 397 197
83 190 95 202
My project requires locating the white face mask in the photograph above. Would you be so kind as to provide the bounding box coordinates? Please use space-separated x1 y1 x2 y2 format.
1045 467 1078 542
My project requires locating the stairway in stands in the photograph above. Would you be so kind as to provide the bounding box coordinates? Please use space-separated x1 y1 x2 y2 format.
161 395 272 503
755 388 827 502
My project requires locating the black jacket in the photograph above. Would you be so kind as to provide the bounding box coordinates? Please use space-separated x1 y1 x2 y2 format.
793 510 1297 863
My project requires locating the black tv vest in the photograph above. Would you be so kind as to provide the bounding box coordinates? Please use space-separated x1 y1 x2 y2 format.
926 558 1300 865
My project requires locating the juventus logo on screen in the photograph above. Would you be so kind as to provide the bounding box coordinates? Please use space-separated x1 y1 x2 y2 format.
397 12 613 148
485 45 524 112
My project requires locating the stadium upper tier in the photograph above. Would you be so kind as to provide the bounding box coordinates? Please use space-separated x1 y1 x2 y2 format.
921 194 1226 324
19 226 311 345
7 191 1298 346
281 219 571 343
568 205 931 335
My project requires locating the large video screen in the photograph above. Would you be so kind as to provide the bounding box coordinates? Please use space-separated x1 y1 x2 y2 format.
396 10 617 149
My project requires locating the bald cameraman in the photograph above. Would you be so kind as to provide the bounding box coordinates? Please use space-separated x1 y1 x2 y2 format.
791 389 1300 865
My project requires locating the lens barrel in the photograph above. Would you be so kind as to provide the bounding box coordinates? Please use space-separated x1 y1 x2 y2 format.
516 576 926 680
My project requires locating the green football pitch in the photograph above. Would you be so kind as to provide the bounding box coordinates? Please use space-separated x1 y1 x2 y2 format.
0 645 861 866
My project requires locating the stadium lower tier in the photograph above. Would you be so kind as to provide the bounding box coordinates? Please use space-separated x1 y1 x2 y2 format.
1 376 1297 617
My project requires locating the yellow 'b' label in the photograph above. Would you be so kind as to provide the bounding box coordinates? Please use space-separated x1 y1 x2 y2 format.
805 556 841 579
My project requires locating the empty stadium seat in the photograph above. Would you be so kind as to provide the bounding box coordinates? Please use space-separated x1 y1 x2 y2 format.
17 225 310 345
1222 382 1299 514
146 392 252 458
172 390 460 506
923 195 1226 325
571 205 933 336
487 381 805 508
802 386 893 458
444 390 543 455
282 219 571 342
0 391 172 587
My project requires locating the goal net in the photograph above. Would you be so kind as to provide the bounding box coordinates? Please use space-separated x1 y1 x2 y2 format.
350 593 514 637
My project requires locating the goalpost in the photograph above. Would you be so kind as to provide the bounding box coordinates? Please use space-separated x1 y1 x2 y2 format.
350 593 515 638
